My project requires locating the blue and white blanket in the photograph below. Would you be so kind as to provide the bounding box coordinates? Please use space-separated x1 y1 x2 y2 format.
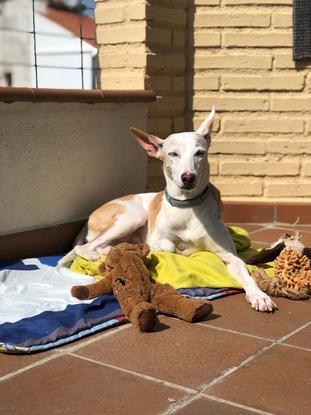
0 255 241 354
0 256 125 354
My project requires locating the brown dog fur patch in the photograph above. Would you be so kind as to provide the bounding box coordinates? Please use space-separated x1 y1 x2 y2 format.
148 192 164 233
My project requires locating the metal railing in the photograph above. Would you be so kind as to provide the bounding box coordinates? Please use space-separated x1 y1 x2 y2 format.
0 0 99 89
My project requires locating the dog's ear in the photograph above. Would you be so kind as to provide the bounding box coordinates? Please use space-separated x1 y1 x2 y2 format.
196 106 215 140
129 127 164 159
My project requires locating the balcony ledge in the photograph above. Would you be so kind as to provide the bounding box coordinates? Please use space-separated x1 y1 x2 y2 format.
0 87 156 104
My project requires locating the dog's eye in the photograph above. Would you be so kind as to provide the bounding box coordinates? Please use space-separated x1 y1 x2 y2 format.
168 152 179 158
195 150 206 157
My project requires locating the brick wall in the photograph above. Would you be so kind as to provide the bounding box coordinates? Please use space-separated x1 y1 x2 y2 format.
96 0 311 199
95 0 187 192
189 0 311 199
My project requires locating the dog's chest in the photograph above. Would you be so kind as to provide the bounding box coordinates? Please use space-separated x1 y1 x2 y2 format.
156 197 220 243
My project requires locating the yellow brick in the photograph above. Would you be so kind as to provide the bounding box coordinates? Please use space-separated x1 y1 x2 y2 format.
194 12 270 28
194 54 272 69
147 27 171 45
271 97 311 112
223 32 292 48
220 160 300 176
97 24 146 45
192 95 268 111
193 117 220 132
193 75 219 90
268 140 311 154
224 0 292 4
147 118 172 135
147 158 164 178
222 75 304 91
210 140 266 155
208 158 219 175
100 71 145 89
272 13 292 28
194 32 221 47
302 162 311 176
126 3 146 21
147 5 186 26
98 45 147 68
173 31 186 47
173 77 185 92
274 54 296 69
211 178 263 196
95 4 124 24
195 0 220 4
173 116 186 132
149 96 185 117
148 54 185 75
146 76 171 93
223 118 304 133
306 121 311 133
146 175 165 192
265 181 311 197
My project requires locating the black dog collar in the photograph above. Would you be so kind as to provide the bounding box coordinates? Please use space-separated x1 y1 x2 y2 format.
164 185 209 208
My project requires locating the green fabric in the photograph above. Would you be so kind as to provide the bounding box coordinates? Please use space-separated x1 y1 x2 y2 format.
70 226 274 289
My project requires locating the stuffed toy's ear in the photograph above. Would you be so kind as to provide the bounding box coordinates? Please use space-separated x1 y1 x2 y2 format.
98 262 107 274
136 243 150 258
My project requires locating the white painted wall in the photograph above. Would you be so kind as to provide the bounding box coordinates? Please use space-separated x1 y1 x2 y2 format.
0 101 148 234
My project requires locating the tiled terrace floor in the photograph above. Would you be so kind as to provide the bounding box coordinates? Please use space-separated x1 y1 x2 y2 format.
0 223 310 415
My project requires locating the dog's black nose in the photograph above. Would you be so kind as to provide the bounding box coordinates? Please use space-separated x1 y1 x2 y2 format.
181 173 196 186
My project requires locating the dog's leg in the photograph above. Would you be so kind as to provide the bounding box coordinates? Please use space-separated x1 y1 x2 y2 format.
219 251 277 312
75 206 148 260
59 205 148 265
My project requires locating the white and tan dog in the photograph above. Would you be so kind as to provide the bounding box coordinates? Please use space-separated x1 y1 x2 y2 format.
61 107 276 312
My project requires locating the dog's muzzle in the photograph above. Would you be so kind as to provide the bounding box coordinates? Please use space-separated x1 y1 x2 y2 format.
181 173 196 189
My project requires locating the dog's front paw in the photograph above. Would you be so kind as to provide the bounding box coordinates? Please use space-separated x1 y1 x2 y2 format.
75 246 101 261
246 290 277 312
150 239 176 253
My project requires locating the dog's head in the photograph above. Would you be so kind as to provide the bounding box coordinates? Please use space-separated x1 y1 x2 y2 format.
130 107 215 192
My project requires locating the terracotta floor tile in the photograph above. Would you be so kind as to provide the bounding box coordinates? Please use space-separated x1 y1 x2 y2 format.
276 203 311 224
75 317 268 389
0 354 185 415
0 351 54 378
250 241 269 249
250 227 311 247
283 324 311 350
207 344 311 415
276 224 311 234
203 294 311 340
223 203 275 223
250 227 290 244
173 397 256 415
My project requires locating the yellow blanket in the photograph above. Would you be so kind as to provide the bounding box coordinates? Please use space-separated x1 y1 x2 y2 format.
70 226 274 289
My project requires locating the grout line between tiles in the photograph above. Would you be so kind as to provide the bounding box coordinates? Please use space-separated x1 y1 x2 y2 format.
0 324 131 383
66 351 197 395
276 320 311 343
161 390 276 415
201 343 276 391
0 352 61 383
196 322 275 342
63 322 130 352
201 393 276 415
279 342 311 353
198 321 311 352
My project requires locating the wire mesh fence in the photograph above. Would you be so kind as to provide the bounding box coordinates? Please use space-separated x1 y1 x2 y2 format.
0 0 99 89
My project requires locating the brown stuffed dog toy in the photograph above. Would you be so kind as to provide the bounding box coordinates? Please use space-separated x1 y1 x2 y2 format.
71 242 213 331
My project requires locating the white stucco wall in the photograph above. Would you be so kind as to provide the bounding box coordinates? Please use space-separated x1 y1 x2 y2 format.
0 101 148 234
